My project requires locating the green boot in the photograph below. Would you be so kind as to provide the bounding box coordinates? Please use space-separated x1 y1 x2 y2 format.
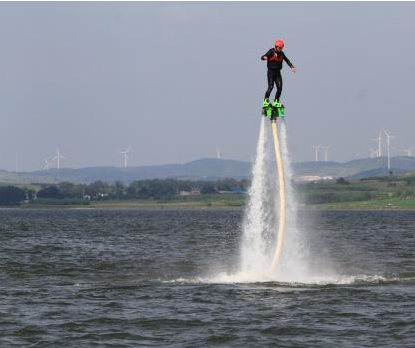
262 98 272 117
272 99 281 108
272 99 285 118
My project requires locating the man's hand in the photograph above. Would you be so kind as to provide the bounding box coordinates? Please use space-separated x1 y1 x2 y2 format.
261 56 267 60
291 67 297 73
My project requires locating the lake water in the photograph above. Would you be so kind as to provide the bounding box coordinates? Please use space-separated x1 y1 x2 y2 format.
0 209 414 347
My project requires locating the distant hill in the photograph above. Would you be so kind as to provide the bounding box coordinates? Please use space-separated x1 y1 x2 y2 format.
293 157 415 178
2 156 415 185
0 169 58 185
29 158 252 183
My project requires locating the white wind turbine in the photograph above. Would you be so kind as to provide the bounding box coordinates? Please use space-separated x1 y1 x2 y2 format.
369 147 379 158
53 148 65 170
383 130 395 170
15 153 19 172
372 132 383 158
119 147 131 169
404 146 413 157
321 146 330 162
44 158 52 170
312 145 321 162
216 148 222 160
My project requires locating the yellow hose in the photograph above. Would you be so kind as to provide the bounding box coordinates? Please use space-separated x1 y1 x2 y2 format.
270 119 286 272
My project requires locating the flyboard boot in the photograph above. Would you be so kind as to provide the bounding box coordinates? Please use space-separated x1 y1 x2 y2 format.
271 99 285 120
262 98 273 118
263 99 285 120
262 98 285 120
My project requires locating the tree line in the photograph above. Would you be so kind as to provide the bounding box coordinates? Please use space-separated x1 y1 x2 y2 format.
0 178 250 205
4 175 414 206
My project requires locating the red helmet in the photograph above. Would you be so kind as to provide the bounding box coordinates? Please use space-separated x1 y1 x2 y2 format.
275 39 284 48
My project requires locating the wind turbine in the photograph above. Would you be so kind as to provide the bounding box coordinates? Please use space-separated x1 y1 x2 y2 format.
312 145 321 162
321 146 330 162
53 148 65 170
383 130 395 170
369 147 379 158
44 158 52 170
15 153 19 172
216 148 222 160
372 131 383 158
404 146 413 157
119 147 131 169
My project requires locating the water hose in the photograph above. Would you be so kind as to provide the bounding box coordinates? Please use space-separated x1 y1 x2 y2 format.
270 119 286 272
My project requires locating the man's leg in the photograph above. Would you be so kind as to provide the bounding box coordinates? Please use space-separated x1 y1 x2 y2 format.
274 73 283 101
264 69 275 100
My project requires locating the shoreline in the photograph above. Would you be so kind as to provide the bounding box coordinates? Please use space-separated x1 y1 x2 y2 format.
7 200 415 211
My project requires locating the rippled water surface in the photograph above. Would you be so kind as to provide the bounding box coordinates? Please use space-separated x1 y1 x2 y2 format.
0 209 414 347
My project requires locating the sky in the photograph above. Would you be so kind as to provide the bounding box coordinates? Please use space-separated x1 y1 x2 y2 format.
1 2 415 171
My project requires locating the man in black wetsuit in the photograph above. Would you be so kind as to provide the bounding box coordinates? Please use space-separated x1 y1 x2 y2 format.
261 39 296 108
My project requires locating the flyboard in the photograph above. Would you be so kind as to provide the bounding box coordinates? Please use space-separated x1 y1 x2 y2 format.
262 100 286 273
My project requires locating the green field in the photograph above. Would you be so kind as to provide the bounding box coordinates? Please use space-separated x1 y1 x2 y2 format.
88 194 246 210
297 175 415 209
22 193 246 210
309 198 415 210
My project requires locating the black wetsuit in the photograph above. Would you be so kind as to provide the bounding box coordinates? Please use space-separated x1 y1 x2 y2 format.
261 48 294 101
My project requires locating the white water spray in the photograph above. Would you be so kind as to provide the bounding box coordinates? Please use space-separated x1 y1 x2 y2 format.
237 117 311 282
239 117 274 278
275 120 310 281
199 116 374 285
